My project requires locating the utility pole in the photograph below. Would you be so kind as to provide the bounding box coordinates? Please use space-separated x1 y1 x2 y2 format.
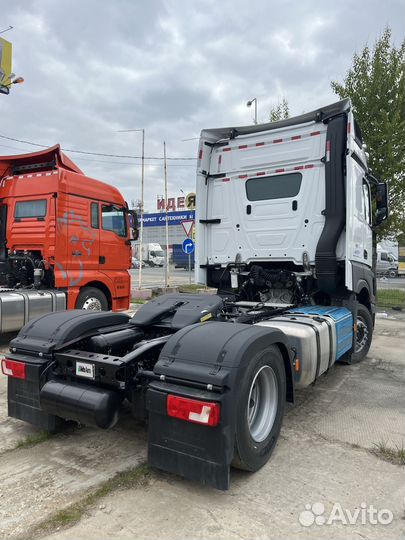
139 128 145 290
163 141 170 289
116 128 145 290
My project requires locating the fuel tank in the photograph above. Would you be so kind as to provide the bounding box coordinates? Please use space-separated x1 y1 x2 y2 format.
256 306 353 386
0 289 66 333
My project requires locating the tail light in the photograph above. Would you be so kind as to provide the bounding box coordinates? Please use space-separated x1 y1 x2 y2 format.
167 395 220 427
1 358 26 379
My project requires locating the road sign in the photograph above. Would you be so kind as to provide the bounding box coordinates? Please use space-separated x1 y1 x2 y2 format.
181 219 194 237
182 238 195 255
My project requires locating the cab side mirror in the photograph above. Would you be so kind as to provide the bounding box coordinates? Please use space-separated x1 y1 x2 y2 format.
375 182 389 225
129 210 139 241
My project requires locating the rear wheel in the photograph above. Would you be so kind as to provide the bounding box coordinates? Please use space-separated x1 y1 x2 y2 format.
351 304 373 363
232 345 286 472
75 287 108 311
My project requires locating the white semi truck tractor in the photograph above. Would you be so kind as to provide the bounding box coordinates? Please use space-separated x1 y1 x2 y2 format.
3 99 388 489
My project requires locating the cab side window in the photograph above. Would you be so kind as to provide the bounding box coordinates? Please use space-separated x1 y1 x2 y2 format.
101 204 127 237
91 202 99 229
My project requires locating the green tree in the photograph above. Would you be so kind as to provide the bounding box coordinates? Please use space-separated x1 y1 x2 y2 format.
269 98 289 122
331 28 405 238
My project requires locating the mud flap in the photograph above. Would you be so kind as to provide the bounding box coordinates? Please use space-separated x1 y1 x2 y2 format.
146 321 292 490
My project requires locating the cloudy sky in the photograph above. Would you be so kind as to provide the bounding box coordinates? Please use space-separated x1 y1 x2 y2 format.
1 0 404 211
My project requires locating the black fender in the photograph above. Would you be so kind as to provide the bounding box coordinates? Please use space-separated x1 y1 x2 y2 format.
146 321 293 490
10 309 130 355
7 310 130 430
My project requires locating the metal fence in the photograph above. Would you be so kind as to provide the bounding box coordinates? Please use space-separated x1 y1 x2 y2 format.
376 277 405 310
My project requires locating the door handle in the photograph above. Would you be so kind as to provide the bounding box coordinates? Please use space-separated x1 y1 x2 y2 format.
246 205 251 215
99 256 106 264
199 219 221 224
364 250 368 260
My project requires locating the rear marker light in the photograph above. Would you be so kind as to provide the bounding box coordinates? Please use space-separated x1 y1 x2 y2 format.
239 174 248 179
167 395 220 427
223 147 231 152
198 148 203 160
273 138 283 144
326 140 331 162
238 144 247 150
1 358 26 379
256 171 266 176
275 168 285 173
305 164 314 169
291 135 301 141
310 131 320 136
256 142 265 147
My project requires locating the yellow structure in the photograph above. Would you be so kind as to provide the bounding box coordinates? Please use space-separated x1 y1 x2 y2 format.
0 37 12 93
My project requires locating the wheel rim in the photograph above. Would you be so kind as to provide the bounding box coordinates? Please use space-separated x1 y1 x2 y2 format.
355 315 369 353
247 365 278 442
82 297 102 311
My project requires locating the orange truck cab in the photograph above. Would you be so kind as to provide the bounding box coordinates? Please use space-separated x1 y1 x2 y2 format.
0 145 137 329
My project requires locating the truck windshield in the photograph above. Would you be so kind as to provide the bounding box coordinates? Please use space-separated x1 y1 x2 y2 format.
15 200 47 218
102 205 127 237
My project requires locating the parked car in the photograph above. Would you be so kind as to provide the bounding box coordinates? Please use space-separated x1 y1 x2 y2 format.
131 257 144 269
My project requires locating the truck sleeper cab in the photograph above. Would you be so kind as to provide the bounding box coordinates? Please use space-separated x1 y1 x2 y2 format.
0 145 137 332
4 100 388 490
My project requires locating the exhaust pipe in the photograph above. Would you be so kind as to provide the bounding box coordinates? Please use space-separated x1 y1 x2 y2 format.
40 381 121 429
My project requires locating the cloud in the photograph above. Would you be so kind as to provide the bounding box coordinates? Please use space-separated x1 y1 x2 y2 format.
1 0 404 211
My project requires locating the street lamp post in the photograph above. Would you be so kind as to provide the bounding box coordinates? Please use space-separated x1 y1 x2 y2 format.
246 98 258 124
116 128 145 290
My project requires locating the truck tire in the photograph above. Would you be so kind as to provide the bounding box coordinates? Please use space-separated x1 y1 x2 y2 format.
388 269 397 278
351 304 373 363
76 287 108 311
232 345 286 472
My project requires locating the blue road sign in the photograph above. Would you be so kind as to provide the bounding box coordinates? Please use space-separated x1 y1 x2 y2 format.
182 238 195 255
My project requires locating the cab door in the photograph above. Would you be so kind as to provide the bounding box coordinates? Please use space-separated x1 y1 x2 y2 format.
99 203 130 271
65 196 99 279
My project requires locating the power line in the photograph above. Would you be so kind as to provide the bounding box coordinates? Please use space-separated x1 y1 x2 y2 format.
0 142 196 168
74 156 196 167
0 133 197 161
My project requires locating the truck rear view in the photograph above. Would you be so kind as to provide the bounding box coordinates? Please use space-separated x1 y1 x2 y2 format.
3 100 389 490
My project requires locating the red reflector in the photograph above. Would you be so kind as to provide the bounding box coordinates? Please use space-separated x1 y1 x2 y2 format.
256 171 266 176
275 168 285 173
305 164 314 169
255 142 265 146
273 138 283 143
223 147 231 152
198 148 203 160
347 122 351 134
294 165 304 170
222 178 230 182
1 358 26 379
167 395 220 427
238 144 247 150
291 135 301 140
239 174 248 179
310 131 320 136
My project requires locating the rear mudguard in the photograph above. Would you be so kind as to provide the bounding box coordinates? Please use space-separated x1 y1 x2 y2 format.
7 310 130 430
147 321 293 490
